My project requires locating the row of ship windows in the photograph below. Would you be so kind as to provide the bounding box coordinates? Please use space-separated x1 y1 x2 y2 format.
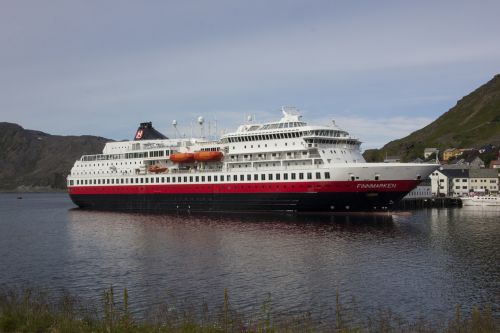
74 170 135 175
222 129 349 143
76 161 142 168
259 122 307 130
81 150 167 162
70 172 332 186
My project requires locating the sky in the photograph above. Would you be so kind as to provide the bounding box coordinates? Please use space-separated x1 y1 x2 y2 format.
1 0 500 149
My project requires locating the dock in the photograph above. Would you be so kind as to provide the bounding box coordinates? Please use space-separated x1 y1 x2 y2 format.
396 197 462 210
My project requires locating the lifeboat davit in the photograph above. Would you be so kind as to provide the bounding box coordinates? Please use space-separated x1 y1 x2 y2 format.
148 165 168 173
169 153 195 163
194 151 224 162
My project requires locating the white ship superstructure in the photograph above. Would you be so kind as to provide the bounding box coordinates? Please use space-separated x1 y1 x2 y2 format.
67 107 438 212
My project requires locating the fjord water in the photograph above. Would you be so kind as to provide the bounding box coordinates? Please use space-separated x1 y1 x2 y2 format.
0 193 498 325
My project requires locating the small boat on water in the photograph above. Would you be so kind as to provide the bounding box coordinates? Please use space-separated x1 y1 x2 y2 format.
461 195 500 207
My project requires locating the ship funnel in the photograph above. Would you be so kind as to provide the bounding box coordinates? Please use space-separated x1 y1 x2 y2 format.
134 122 168 141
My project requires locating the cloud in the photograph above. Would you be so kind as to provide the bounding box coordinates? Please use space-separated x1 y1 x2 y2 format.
0 0 499 142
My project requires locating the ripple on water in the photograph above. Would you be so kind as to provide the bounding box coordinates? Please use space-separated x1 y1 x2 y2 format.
0 193 498 325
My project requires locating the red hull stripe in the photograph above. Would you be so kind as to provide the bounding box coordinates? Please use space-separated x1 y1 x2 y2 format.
68 180 419 195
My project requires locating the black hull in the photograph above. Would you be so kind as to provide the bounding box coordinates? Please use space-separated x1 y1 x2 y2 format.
70 192 409 212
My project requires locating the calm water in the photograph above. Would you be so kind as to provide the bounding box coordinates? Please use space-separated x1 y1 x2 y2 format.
0 193 498 325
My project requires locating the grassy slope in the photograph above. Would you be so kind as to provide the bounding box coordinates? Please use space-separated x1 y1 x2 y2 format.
364 74 500 162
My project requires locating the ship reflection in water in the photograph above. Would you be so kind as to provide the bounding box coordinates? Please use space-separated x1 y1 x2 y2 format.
64 207 498 324
0 193 498 327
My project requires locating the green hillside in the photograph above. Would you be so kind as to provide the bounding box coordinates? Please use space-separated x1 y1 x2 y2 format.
363 74 500 162
0 123 109 190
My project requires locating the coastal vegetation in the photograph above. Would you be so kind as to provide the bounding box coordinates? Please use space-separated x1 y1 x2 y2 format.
0 287 496 333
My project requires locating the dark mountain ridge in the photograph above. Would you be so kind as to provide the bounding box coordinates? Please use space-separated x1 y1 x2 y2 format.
0 122 109 190
363 74 500 162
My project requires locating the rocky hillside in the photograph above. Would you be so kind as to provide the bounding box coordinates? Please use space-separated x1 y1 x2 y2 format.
363 74 500 162
0 123 109 190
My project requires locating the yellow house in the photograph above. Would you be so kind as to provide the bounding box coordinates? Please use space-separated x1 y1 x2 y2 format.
443 148 461 161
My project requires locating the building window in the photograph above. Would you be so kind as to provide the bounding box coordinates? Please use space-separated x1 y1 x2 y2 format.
325 172 330 179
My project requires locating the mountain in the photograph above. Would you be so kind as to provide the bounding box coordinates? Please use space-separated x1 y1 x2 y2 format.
0 123 110 191
363 74 500 162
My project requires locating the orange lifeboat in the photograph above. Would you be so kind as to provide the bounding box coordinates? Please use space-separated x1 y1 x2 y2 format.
194 151 224 162
149 165 168 173
169 152 195 163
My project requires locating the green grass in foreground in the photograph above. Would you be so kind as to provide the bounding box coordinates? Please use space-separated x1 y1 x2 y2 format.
0 287 497 333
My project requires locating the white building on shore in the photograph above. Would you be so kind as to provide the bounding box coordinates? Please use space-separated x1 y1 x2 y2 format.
429 168 498 197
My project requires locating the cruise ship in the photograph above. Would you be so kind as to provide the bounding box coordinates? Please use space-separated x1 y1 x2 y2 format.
67 107 438 212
